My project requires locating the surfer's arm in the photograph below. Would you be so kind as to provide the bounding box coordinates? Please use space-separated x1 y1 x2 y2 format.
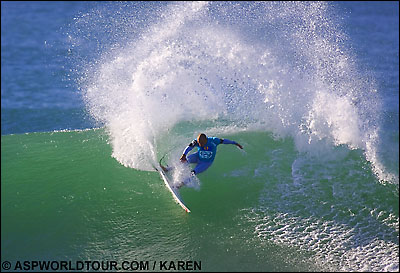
220 138 243 149
180 140 198 162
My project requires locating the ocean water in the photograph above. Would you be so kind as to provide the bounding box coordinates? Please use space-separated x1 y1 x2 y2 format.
1 1 398 272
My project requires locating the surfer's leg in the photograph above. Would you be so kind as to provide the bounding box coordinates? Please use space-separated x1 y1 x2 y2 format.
186 152 199 164
192 161 213 175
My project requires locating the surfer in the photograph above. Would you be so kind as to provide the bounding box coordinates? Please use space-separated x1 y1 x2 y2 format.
178 133 243 175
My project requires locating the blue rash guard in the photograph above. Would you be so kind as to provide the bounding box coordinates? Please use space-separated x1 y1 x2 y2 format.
182 137 238 174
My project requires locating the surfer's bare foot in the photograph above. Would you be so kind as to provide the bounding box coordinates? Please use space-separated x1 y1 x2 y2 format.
161 165 169 172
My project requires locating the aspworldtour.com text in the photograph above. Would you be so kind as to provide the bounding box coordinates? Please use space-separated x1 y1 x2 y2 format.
1 260 202 271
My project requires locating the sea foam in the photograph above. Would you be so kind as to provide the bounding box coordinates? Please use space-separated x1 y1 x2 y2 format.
73 2 396 184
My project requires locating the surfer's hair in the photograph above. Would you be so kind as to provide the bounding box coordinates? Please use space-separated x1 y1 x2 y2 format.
197 133 207 146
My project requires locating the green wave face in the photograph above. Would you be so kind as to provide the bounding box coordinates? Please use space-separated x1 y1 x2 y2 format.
2 128 398 271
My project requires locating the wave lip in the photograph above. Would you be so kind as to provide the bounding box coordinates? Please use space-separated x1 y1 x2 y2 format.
77 2 397 183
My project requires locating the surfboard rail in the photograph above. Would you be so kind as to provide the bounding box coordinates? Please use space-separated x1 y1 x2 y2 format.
154 164 191 213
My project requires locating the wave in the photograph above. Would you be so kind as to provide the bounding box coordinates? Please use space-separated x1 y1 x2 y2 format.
69 2 397 184
2 129 398 271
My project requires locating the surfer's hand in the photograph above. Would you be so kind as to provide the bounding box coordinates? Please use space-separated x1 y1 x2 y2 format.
236 143 243 149
180 154 187 162
161 165 169 172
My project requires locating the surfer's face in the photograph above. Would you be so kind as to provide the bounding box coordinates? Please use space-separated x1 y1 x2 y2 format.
197 134 207 147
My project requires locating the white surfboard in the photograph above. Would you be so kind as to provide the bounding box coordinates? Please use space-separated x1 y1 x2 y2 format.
155 164 191 213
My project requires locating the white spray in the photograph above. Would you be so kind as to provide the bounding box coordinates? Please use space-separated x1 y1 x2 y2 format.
76 2 396 183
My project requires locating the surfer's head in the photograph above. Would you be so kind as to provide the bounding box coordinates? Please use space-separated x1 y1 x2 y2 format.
197 133 207 147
